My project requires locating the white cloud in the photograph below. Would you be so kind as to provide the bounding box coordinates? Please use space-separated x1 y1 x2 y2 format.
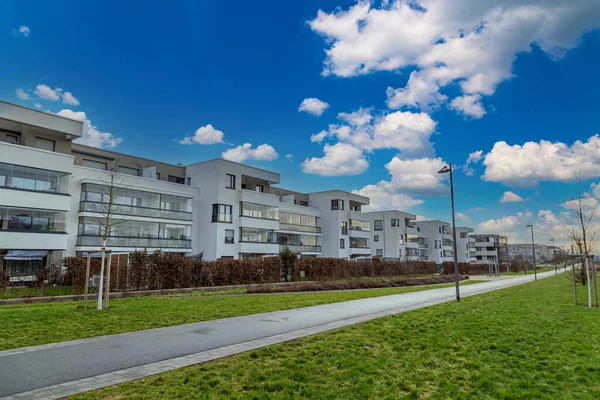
338 107 373 126
385 156 448 195
310 130 328 143
15 88 29 100
353 182 423 212
13 26 30 37
222 143 278 163
449 94 486 118
500 191 526 203
309 0 600 117
591 182 600 199
456 212 471 223
482 135 600 185
179 124 225 145
286 154 293 161
302 142 368 176
34 84 62 101
34 103 42 109
470 207 483 212
462 150 483 176
298 98 330 116
61 92 80 106
478 211 532 233
56 109 122 149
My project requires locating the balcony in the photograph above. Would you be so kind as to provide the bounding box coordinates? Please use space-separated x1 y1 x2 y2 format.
79 201 193 221
76 236 191 249
279 244 322 253
278 223 321 234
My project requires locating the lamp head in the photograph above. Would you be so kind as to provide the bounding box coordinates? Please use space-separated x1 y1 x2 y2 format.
438 165 451 174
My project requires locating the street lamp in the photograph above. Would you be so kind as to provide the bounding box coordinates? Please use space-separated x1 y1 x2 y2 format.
550 238 556 275
438 163 460 302
526 224 537 281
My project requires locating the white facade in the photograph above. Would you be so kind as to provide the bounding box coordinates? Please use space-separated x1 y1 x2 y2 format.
366 210 428 260
415 220 454 264
308 191 370 259
455 227 475 263
473 234 509 265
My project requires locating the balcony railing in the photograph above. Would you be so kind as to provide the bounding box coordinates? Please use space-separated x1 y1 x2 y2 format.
77 236 191 248
278 223 321 234
79 201 193 221
279 244 322 253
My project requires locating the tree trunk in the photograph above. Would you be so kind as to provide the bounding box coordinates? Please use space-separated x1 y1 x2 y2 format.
592 258 598 308
585 257 592 308
97 240 107 310
572 259 577 306
104 251 112 309
84 254 91 309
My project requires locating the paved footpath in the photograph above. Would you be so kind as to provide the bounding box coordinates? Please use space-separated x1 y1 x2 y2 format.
0 270 563 399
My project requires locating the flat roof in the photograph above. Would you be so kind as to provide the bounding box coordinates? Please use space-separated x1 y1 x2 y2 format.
365 209 417 218
72 143 186 169
308 189 369 202
186 158 280 176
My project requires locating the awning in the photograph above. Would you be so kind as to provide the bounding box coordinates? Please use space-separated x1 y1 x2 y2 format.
4 250 48 260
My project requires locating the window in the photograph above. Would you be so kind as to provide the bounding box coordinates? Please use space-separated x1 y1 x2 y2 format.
212 204 232 222
226 174 236 189
399 235 404 245
299 201 309 206
331 199 344 210
225 229 234 244
82 159 107 170
34 137 55 152
6 134 18 144
439 227 442 234
239 227 276 243
187 177 191 185
434 240 438 249
398 248 402 257
349 219 370 231
341 221 348 235
0 206 67 233
156 172 161 180
241 183 247 189
255 184 264 193
376 249 383 256
391 218 400 227
350 204 360 211
374 235 379 242
240 202 279 220
340 238 345 249
117 166 139 176
460 232 467 239
374 220 383 231
0 162 70 194
168 175 185 184
350 237 369 248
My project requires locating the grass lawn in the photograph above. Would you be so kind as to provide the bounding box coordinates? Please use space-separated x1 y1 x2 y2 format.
0 280 478 351
74 274 600 400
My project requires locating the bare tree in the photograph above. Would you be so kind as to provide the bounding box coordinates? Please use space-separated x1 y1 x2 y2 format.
564 174 598 307
89 160 129 310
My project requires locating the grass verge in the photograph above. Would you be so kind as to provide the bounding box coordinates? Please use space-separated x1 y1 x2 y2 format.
74 274 600 400
0 280 478 351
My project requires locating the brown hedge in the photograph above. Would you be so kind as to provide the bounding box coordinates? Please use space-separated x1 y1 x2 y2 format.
297 258 437 281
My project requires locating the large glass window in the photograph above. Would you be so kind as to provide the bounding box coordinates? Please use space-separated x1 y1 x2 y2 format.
0 207 67 232
391 218 400 227
460 232 467 238
331 199 344 210
168 175 185 184
278 233 319 247
349 219 370 231
350 237 369 248
240 202 279 220
78 217 190 239
0 162 69 194
279 212 318 232
212 204 232 222
239 227 276 243
34 137 55 152
374 220 383 231
83 159 107 170
341 221 348 235
117 166 139 176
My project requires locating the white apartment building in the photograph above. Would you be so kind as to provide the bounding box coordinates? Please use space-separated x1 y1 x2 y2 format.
473 234 509 265
307 191 371 259
508 244 555 262
366 210 428 260
415 220 454 264
455 227 476 263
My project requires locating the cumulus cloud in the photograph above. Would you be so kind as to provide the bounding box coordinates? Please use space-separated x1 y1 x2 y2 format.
500 191 526 203
61 92 80 106
302 142 368 176
462 150 483 176
56 109 122 149
386 156 449 195
298 98 330 116
222 143 278 163
456 212 471 223
312 108 437 156
478 211 532 232
309 0 600 117
15 88 29 100
13 26 30 37
482 135 600 185
34 103 42 109
353 182 423 212
286 154 293 161
179 124 225 145
33 84 80 106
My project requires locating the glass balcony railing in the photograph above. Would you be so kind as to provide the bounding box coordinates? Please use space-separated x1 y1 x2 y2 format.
279 244 322 253
79 201 192 221
76 236 191 248
278 223 321 233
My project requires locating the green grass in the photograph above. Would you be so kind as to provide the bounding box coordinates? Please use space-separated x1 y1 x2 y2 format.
73 275 600 400
0 280 478 351
0 286 91 299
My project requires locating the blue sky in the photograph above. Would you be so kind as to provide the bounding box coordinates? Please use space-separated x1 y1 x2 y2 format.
2 0 600 247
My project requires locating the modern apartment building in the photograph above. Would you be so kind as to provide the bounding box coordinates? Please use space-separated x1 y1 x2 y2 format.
366 210 428 260
473 234 509 265
455 227 476 263
508 244 556 262
415 220 454 264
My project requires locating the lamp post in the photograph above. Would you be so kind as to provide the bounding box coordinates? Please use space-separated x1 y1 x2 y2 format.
526 224 537 281
550 238 556 275
438 163 460 302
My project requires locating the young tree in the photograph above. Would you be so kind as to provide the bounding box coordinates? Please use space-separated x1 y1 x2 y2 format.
564 175 598 307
